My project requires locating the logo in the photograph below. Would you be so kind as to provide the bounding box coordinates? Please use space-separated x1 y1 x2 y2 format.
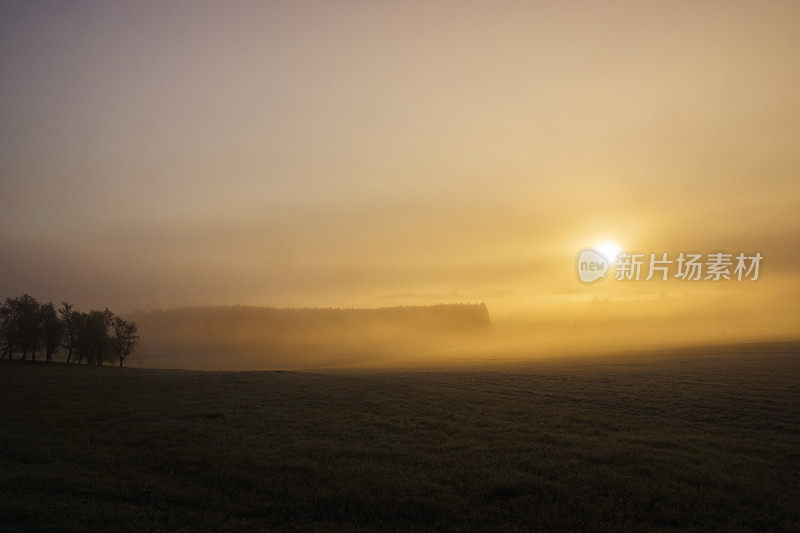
576 247 762 283
577 249 609 283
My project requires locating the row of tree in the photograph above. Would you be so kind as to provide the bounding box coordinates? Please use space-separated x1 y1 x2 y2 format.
0 294 138 367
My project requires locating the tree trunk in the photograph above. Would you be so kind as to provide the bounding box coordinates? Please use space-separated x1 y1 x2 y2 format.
66 346 72 364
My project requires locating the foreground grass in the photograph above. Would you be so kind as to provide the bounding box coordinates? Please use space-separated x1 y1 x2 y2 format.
1 351 799 531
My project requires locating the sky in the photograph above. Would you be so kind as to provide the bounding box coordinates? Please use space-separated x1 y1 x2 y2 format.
1 1 799 352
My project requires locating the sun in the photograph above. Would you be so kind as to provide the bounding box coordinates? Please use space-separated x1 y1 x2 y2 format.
595 240 621 262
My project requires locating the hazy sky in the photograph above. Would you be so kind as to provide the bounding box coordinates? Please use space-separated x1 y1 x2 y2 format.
1 1 799 350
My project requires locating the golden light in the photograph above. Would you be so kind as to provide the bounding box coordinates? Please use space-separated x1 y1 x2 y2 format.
595 241 621 262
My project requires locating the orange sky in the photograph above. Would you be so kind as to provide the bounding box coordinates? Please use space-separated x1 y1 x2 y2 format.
1 1 798 352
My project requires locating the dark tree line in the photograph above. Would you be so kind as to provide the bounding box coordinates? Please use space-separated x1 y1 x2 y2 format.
0 294 138 367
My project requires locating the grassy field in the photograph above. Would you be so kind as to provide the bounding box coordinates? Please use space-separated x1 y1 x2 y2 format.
1 348 799 531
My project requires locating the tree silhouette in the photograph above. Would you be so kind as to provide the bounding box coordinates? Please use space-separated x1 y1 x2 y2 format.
59 302 77 364
0 297 22 360
17 294 41 361
72 312 88 365
76 309 114 366
41 303 65 363
111 317 139 367
0 294 138 367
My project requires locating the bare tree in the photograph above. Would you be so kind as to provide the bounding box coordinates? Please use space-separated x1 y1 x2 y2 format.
41 303 65 363
59 302 77 363
73 312 88 364
0 298 22 360
111 316 139 367
2 295 139 370
76 309 113 366
97 309 114 366
17 294 41 361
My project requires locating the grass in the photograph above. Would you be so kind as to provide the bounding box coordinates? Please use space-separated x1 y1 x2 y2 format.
1 349 799 531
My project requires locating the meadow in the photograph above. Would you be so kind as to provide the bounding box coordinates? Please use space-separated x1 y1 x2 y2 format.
1 345 799 531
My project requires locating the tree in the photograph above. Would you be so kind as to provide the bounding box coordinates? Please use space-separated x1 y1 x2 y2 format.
1 295 139 369
72 312 88 364
75 309 113 366
96 309 114 366
59 302 77 363
41 303 65 363
17 294 41 361
111 316 138 367
0 297 22 360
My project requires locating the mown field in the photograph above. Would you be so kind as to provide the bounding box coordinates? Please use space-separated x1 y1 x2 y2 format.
1 348 799 531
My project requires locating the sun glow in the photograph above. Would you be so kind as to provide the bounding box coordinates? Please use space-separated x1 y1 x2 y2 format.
596 241 621 262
